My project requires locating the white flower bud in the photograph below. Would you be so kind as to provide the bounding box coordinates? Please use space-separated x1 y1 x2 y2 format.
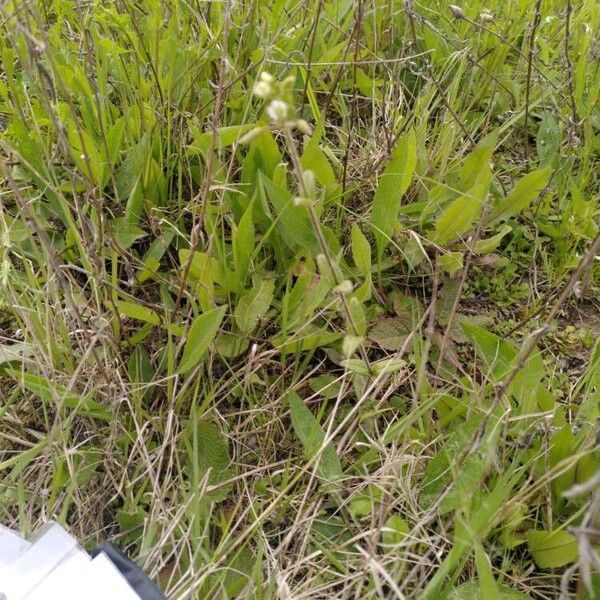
295 119 313 135
259 72 274 83
449 4 465 19
480 10 494 22
238 126 268 144
252 80 272 99
266 99 289 123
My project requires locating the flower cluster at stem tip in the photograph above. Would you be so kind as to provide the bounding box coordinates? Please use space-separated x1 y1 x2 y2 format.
250 71 312 133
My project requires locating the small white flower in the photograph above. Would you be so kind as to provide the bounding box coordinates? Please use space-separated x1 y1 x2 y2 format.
259 72 274 83
79 153 86 160
252 80 272 99
296 119 313 135
266 99 289 123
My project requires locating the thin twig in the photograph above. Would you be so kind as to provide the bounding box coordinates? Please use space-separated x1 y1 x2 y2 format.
563 0 580 131
411 261 440 413
524 0 542 161
299 0 324 114
282 127 372 370
341 0 363 194
434 202 490 375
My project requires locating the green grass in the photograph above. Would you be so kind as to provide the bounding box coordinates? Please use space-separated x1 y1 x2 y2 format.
0 0 599 598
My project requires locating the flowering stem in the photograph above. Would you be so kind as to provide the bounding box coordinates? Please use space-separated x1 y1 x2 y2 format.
281 127 372 371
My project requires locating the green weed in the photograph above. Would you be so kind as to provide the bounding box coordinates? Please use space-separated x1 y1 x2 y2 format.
0 0 599 598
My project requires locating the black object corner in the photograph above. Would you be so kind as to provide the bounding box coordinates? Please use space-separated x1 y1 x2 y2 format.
90 542 167 600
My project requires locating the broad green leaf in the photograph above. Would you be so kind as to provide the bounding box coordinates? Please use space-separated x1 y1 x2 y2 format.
420 416 480 509
106 118 126 167
190 123 256 156
308 374 342 400
235 279 275 333
382 515 409 547
178 250 215 311
437 420 499 515
6 121 58 212
233 199 255 283
488 168 552 224
351 223 371 276
461 322 517 379
438 251 464 274
6 370 112 421
112 218 147 250
368 316 412 350
284 270 332 330
138 230 175 283
179 306 226 373
178 250 212 282
115 300 160 325
301 116 336 186
124 178 143 224
527 529 578 568
349 484 382 518
316 517 350 547
259 173 318 252
343 335 364 357
349 494 374 518
371 129 417 258
578 338 600 422
188 418 232 502
430 172 492 246
115 133 151 200
342 358 372 376
355 67 382 100
436 279 461 326
272 327 343 354
0 342 34 365
287 391 342 489
461 322 545 417
241 130 282 204
459 129 498 190
215 332 250 358
347 297 366 336
448 581 532 600
536 112 560 167
372 357 406 376
195 418 231 474
128 346 155 405
548 424 578 497
116 507 147 542
475 545 501 600
472 224 512 254
67 126 105 187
